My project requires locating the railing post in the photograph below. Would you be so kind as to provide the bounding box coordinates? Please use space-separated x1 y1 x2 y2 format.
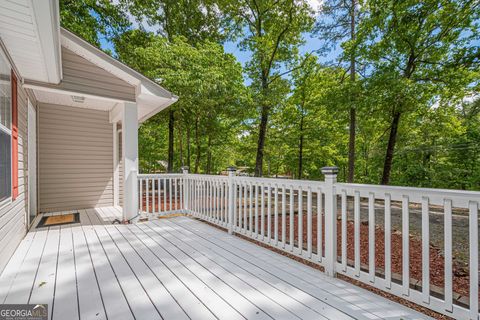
182 166 189 213
322 166 338 277
227 167 236 235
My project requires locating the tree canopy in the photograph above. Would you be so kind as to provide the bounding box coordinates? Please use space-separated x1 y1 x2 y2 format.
59 0 480 190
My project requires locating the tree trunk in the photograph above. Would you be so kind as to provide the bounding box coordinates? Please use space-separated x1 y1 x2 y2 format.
167 110 174 173
194 117 201 173
206 135 212 174
347 0 357 183
298 112 304 179
186 125 191 169
347 107 356 182
178 123 184 167
254 104 269 177
381 111 401 185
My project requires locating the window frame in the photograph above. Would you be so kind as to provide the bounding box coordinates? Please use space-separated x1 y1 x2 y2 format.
0 47 12 206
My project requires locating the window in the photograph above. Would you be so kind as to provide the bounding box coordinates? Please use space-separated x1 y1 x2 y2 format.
0 51 11 202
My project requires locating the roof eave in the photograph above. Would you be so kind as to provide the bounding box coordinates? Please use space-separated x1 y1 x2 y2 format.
31 0 62 84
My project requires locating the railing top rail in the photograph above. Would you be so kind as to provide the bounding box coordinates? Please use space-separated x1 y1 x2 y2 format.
138 173 183 178
336 182 480 197
234 175 326 188
336 182 480 207
186 173 229 180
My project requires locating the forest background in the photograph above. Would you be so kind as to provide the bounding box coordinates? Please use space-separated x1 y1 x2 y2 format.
60 0 480 189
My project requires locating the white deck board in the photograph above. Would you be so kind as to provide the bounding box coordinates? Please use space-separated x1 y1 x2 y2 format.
52 226 79 320
135 222 244 320
140 222 273 320
176 217 428 320
0 210 432 320
4 228 49 304
94 226 161 320
82 224 134 320
155 219 346 320
0 231 36 303
29 227 59 317
116 224 216 320
71 224 106 320
104 225 189 320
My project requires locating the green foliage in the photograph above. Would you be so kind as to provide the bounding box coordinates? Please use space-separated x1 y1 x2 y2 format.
59 0 480 190
114 31 249 173
60 0 130 47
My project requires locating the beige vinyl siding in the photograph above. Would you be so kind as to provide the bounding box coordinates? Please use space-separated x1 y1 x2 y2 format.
60 47 136 102
0 78 33 274
38 103 114 212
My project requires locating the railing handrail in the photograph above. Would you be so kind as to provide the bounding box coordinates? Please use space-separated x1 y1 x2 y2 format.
138 173 183 178
336 182 480 197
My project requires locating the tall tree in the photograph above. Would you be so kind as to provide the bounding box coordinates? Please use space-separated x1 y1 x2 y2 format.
224 0 314 176
60 0 130 47
316 0 362 182
120 0 234 172
357 0 480 184
114 31 247 173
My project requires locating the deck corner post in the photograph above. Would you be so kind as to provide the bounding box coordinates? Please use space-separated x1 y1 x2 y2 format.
182 166 189 213
122 102 139 223
227 167 236 235
322 166 338 277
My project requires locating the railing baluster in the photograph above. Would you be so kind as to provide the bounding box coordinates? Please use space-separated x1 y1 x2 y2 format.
385 193 391 289
307 187 312 258
267 184 272 242
402 195 410 296
152 177 156 213
255 184 259 238
168 179 173 211
368 192 375 283
274 184 279 245
444 199 453 312
290 186 294 251
354 191 360 276
180 177 184 211
421 196 429 302
317 189 323 262
223 181 227 225
239 182 243 231
174 178 177 212
233 180 237 231
146 178 150 213
216 181 219 222
282 186 286 248
469 201 478 320
243 183 247 233
341 190 347 271
139 178 143 213
298 187 303 254
261 184 265 239
249 183 253 234
157 178 161 214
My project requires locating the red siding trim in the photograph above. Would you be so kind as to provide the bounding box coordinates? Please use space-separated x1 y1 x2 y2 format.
11 70 18 200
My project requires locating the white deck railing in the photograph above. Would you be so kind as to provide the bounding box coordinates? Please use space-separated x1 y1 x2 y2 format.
138 167 479 320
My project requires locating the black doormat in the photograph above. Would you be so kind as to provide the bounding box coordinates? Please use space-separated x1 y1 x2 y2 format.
36 212 80 228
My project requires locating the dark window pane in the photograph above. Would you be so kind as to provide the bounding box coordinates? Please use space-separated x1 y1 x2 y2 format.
0 129 11 201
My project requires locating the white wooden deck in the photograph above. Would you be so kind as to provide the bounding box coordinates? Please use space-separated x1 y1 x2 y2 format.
0 208 431 320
